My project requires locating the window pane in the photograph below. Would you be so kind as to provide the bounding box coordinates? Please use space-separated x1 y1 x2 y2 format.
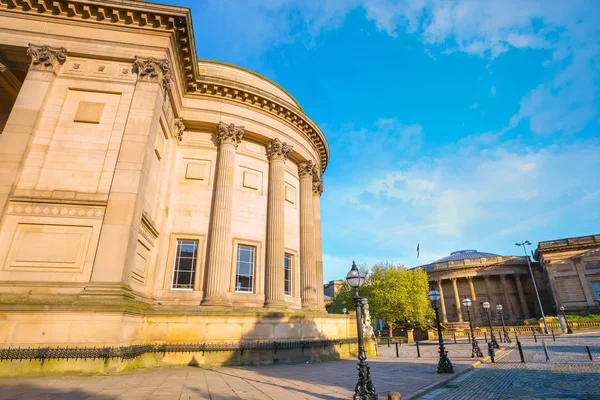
284 253 292 296
236 245 255 292
593 282 600 300
172 240 198 290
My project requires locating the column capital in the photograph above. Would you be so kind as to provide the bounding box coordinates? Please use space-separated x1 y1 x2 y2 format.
466 276 474 281
298 160 318 178
266 138 292 161
312 180 323 196
26 43 67 72
216 121 245 148
133 56 173 92
451 277 458 282
173 117 185 142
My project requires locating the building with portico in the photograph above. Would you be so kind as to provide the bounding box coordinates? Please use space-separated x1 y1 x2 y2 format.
0 0 356 370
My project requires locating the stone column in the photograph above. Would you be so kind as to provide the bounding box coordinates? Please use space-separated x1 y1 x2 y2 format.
0 44 66 217
264 139 292 308
573 258 596 307
202 122 244 306
313 180 324 309
467 276 477 321
451 278 463 322
500 274 514 318
515 273 530 319
484 275 495 319
436 279 448 323
87 57 170 298
299 160 317 309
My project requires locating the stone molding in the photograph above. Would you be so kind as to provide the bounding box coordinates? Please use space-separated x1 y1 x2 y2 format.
216 122 244 148
312 180 323 196
0 55 6 72
140 213 159 245
298 160 317 178
133 57 172 92
196 82 328 172
7 202 104 219
266 138 292 161
0 0 198 91
26 44 67 71
173 117 185 142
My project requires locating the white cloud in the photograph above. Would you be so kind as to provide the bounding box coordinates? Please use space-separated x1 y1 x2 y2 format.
491 86 497 97
470 102 478 109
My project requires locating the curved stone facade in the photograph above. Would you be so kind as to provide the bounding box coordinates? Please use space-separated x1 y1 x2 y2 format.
0 0 343 355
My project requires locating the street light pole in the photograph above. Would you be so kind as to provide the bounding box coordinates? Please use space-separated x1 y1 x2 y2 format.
496 303 511 343
346 261 377 400
516 240 549 334
463 296 483 358
429 287 454 373
483 301 500 349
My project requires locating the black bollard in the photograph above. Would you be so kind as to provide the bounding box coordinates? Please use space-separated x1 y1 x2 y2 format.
487 342 495 363
586 346 593 361
517 340 525 363
387 338 390 347
533 331 537 343
515 332 519 342
454 332 457 344
416 341 421 358
395 342 399 358
552 330 556 342
484 331 488 343
467 332 471 343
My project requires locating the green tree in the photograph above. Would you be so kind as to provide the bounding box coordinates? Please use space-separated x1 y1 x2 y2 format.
328 262 432 337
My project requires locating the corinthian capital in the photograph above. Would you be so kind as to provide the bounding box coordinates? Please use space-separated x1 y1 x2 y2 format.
216 122 244 148
26 44 67 71
133 56 173 92
312 180 324 196
266 138 292 161
298 160 317 178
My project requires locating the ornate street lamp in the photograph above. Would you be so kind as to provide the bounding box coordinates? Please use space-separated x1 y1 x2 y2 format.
342 307 348 315
346 261 377 399
516 240 549 334
462 296 483 357
496 303 511 343
559 306 573 334
482 301 500 349
429 287 454 373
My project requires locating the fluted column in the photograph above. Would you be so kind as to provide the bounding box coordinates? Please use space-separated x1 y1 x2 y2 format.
467 276 477 321
202 122 244 306
484 275 495 319
313 180 324 309
451 278 463 322
515 273 531 319
437 279 448 323
500 274 514 318
299 160 317 309
264 139 292 308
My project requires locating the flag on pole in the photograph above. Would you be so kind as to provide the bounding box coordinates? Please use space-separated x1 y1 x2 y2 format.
417 243 420 259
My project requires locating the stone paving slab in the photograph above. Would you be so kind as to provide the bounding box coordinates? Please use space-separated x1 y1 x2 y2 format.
0 342 485 399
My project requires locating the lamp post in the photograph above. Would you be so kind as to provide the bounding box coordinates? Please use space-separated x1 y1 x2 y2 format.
343 307 347 315
559 306 573 334
346 261 377 399
462 296 483 357
516 240 549 334
482 301 500 349
429 287 454 373
496 303 511 343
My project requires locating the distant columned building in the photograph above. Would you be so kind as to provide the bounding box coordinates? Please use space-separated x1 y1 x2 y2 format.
422 250 553 325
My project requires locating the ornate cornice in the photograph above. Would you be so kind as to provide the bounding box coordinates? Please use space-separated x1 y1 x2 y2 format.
26 43 67 71
216 122 244 148
298 160 318 178
173 117 185 142
0 0 198 91
195 81 328 173
266 138 292 161
312 180 323 196
534 234 600 259
133 57 172 93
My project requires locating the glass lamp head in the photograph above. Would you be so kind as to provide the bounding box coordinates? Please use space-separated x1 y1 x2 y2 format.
346 261 365 288
559 306 565 312
483 301 490 309
342 307 347 314
462 296 472 308
428 288 440 302
496 303 503 311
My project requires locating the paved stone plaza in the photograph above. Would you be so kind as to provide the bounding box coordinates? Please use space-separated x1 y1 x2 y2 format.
0 334 598 399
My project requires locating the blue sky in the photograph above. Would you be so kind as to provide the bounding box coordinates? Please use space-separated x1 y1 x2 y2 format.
169 0 600 281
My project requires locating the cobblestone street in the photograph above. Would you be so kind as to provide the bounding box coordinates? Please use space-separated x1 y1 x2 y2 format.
417 333 600 400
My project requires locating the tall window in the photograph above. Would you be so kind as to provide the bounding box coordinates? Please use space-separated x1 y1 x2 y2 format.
593 282 600 301
172 240 198 290
284 253 293 296
235 245 255 292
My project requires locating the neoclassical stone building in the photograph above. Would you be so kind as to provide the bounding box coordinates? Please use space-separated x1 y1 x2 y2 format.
0 0 352 357
422 250 554 325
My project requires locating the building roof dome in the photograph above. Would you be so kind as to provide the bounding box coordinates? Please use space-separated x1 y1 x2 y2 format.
432 249 499 264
